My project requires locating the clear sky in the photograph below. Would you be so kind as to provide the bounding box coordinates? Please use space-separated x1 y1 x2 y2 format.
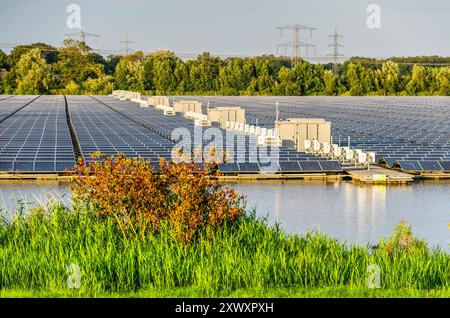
1 0 450 59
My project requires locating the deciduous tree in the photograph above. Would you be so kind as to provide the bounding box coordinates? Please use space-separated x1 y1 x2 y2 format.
15 48 52 94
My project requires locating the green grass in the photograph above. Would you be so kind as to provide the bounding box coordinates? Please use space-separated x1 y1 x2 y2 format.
1 287 449 298
0 204 449 298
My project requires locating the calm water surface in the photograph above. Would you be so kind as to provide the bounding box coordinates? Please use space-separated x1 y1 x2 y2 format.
234 180 449 251
0 180 448 251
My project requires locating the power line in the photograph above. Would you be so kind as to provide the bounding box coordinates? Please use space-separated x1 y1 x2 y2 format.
276 23 316 66
327 28 344 75
2 41 450 66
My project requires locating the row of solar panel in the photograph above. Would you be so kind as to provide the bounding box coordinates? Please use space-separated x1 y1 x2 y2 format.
0 96 77 172
189 96 449 171
99 97 336 165
0 148 73 151
98 97 197 141
6 95 448 175
0 96 38 120
107 98 337 168
67 96 179 163
379 156 450 160
196 96 450 122
357 146 449 151
218 160 342 173
393 161 450 172
0 161 76 172
0 155 74 159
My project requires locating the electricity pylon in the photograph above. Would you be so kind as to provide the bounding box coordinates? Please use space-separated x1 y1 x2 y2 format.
276 23 316 66
121 34 134 55
327 28 344 75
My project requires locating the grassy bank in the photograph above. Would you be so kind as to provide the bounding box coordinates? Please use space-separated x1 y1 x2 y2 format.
0 204 448 298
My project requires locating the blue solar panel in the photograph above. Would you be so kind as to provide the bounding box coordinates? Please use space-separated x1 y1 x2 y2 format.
299 161 322 172
397 161 422 171
219 162 240 173
418 161 443 171
279 161 301 172
318 161 342 171
238 162 260 173
55 161 75 172
439 161 450 171
14 161 34 171
0 162 13 171
382 158 403 166
34 162 55 171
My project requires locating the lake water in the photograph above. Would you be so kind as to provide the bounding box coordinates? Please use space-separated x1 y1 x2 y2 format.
0 180 448 251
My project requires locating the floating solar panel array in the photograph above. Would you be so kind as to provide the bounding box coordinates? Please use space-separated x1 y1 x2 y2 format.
0 95 38 122
0 95 76 172
182 96 450 173
67 96 174 163
96 96 342 174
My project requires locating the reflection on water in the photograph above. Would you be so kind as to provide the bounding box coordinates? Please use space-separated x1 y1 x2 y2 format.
233 180 449 251
0 181 71 218
0 180 448 251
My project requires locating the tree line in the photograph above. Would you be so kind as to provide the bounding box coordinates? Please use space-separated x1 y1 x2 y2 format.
1 41 450 96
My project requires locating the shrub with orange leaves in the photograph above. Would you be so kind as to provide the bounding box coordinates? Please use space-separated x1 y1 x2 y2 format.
69 151 245 243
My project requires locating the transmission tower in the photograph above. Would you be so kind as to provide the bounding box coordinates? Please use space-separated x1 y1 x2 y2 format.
65 27 101 44
120 34 134 55
276 24 316 66
327 28 344 75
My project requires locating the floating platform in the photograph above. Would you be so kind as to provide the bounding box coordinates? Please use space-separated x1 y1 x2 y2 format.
343 166 414 184
0 173 70 181
416 173 450 180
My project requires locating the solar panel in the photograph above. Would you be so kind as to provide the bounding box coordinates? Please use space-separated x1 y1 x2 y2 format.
55 161 75 172
34 162 55 172
219 162 240 173
418 161 443 171
396 161 422 171
0 162 13 171
238 162 260 173
14 161 34 171
439 161 450 171
318 161 342 171
279 161 301 172
382 157 403 166
299 161 322 172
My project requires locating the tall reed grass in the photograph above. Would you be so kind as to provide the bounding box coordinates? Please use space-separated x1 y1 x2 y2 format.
0 203 448 296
